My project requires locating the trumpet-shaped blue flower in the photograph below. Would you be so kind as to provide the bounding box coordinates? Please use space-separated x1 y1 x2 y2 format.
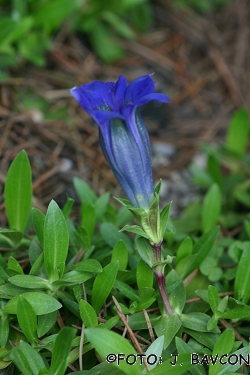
71 74 169 209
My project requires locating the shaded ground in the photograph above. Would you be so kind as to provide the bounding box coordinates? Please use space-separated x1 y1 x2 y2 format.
0 0 249 225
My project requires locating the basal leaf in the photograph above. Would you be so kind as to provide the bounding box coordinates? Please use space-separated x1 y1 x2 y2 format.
32 207 45 248
210 329 234 375
85 328 141 375
79 300 98 328
92 261 119 314
111 240 128 271
44 200 69 282
10 341 45 375
4 150 32 233
202 184 221 233
154 314 182 349
17 296 37 346
226 107 249 158
49 327 76 375
136 259 153 289
234 242 250 303
4 292 62 315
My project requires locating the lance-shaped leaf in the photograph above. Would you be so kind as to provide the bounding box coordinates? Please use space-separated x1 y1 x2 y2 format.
4 150 32 233
44 200 69 283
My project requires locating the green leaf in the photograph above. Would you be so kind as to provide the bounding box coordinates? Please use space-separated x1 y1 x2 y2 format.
150 353 193 375
226 107 249 158
114 279 140 302
207 316 219 331
207 154 222 189
111 240 128 271
72 259 102 274
234 242 250 303
4 292 62 315
44 200 69 282
183 328 219 350
8 275 51 290
90 24 125 63
52 270 95 287
136 259 153 289
216 346 249 375
92 261 119 314
201 184 221 233
128 313 159 330
94 192 110 221
49 327 76 375
176 236 193 264
208 285 219 314
0 316 9 348
62 195 74 219
81 203 96 238
17 296 37 346
79 300 98 328
10 341 46 375
167 270 186 315
220 297 250 319
175 337 206 375
135 236 154 268
37 311 57 338
85 328 141 375
33 0 79 33
175 226 219 279
129 297 156 313
5 17 33 44
7 256 23 275
100 223 131 248
0 229 23 247
181 312 219 332
73 177 96 204
103 11 135 39
74 226 91 248
29 252 44 276
4 150 32 233
209 329 234 375
145 336 164 371
154 314 182 349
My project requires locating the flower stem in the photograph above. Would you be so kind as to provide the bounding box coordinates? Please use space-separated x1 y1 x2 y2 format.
154 272 173 316
152 242 173 316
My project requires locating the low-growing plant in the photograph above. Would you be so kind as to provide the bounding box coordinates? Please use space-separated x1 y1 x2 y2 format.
0 75 250 375
0 0 152 73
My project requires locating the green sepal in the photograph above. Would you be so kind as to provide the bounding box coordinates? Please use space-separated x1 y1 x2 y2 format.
115 180 170 245
119 224 149 239
159 201 172 239
113 197 132 207
154 179 162 195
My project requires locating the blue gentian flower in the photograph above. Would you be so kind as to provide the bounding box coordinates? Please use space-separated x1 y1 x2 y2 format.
71 74 169 209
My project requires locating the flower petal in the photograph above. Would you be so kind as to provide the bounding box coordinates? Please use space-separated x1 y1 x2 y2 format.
114 75 127 110
109 118 154 208
134 92 170 107
124 74 155 104
121 105 152 175
70 81 116 113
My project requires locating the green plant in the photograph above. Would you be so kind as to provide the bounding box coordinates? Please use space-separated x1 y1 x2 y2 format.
0 0 152 73
1 106 250 374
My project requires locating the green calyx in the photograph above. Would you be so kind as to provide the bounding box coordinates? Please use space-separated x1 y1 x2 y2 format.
117 181 172 245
